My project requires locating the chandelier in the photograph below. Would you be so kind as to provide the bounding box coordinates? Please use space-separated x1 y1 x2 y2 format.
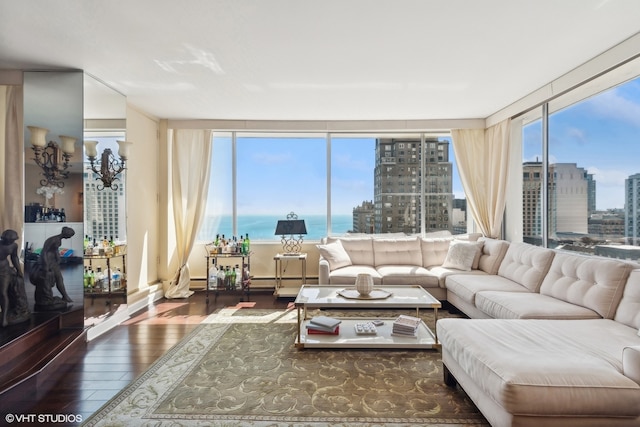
84 140 132 190
27 126 76 188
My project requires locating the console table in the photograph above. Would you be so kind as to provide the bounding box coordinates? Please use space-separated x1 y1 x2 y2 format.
273 253 307 298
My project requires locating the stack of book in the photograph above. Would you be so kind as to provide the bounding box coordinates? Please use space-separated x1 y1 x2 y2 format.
306 315 341 335
392 314 421 338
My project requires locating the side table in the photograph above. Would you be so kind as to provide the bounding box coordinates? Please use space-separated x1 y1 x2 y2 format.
273 253 307 298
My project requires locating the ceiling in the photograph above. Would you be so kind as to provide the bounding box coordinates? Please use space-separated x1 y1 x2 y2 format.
1 0 640 121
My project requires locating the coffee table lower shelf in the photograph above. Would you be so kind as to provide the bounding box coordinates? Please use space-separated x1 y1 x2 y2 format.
296 317 439 349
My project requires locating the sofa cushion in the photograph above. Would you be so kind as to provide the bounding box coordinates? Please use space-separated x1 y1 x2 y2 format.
623 346 640 384
437 318 640 418
420 234 483 268
475 291 601 319
442 240 483 271
373 237 422 267
428 267 488 288
326 237 374 266
445 274 529 305
328 265 382 286
376 265 438 287
497 242 555 292
615 269 640 330
540 252 635 319
420 237 455 268
476 238 510 275
316 240 352 270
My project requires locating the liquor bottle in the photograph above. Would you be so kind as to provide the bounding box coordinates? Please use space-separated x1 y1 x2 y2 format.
208 260 218 290
83 267 91 290
224 266 231 289
112 268 122 290
88 268 95 289
234 264 242 288
243 234 250 255
95 267 104 291
242 263 251 288
231 266 238 289
216 267 225 290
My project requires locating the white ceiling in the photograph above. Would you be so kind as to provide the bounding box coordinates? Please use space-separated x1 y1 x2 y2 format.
1 0 640 121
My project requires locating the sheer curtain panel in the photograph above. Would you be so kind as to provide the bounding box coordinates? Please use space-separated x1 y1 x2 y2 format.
1 86 23 234
451 119 511 238
165 129 212 299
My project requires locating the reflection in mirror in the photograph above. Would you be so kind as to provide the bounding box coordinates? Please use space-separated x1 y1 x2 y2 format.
83 75 127 326
23 71 84 328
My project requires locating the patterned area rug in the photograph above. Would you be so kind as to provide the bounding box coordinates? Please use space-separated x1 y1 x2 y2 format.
83 308 488 426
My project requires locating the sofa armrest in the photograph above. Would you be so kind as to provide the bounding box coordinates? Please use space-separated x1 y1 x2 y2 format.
319 258 330 285
623 345 640 384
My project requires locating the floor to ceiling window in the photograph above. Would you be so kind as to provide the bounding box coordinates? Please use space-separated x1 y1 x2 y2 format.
198 132 466 241
521 72 640 259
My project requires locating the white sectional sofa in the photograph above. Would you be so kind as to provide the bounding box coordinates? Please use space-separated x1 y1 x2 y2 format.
439 240 640 427
317 235 640 426
317 233 491 300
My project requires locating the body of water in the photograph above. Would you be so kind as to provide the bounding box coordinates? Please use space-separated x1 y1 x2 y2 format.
198 214 353 242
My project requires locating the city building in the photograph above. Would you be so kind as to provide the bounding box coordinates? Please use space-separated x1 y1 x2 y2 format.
552 163 589 236
522 161 544 239
374 138 452 234
452 198 467 235
84 169 126 243
625 173 640 245
352 200 374 233
588 210 625 242
522 162 591 240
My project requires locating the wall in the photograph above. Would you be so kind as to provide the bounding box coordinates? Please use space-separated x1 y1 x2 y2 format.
125 104 160 300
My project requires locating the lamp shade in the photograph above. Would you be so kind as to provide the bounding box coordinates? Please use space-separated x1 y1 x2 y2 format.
27 126 48 148
84 140 99 158
275 219 307 235
116 140 132 159
59 135 76 154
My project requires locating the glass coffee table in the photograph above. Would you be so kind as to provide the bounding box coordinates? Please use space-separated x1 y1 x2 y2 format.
294 284 441 349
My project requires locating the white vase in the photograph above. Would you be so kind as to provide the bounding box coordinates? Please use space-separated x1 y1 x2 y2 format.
355 273 373 296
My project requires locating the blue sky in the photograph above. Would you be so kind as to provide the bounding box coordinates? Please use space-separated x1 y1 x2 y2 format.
523 75 640 210
207 135 463 216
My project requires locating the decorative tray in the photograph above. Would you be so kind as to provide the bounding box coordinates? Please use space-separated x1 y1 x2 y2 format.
338 289 392 300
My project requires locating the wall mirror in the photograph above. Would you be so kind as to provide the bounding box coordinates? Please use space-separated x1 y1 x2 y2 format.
23 71 84 329
83 75 127 325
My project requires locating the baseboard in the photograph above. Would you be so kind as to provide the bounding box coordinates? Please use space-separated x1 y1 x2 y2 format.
86 285 165 341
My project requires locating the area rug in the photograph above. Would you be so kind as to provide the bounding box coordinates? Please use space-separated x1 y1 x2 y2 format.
83 308 488 426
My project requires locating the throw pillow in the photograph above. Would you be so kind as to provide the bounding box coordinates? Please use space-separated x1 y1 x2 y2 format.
317 240 352 270
442 240 483 271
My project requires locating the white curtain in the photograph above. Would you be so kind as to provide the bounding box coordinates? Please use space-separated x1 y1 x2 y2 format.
451 119 511 238
165 129 212 299
1 86 23 235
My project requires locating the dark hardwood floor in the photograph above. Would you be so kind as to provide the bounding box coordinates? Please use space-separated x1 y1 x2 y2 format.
4 289 292 426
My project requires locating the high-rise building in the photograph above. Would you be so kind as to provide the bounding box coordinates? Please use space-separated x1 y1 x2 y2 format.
84 168 127 243
352 200 375 234
523 162 590 240
374 138 452 234
522 161 544 239
553 163 589 235
452 198 467 234
586 172 596 214
625 173 640 245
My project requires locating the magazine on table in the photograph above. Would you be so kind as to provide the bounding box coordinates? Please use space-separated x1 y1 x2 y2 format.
309 316 341 329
